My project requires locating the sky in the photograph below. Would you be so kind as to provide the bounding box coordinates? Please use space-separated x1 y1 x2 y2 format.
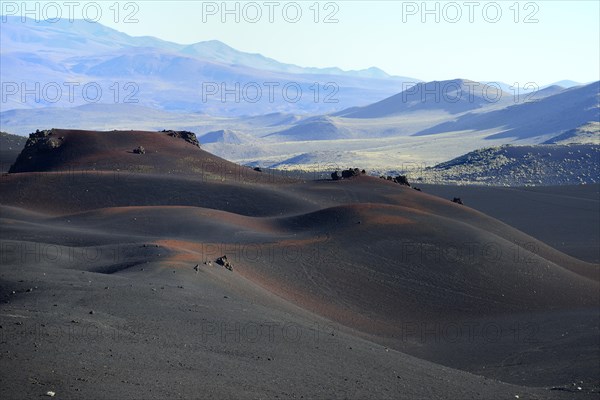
6 1 600 86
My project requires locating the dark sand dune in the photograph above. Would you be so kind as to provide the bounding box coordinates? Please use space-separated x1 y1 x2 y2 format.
420 184 600 263
8 129 284 182
0 172 311 217
1 129 598 399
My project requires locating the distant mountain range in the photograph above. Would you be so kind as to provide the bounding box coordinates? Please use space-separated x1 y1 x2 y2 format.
334 79 510 118
266 80 598 142
1 17 587 117
414 81 599 140
0 17 398 79
0 17 416 115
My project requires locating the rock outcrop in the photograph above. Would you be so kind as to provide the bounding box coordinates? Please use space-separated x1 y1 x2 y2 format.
332 168 366 180
161 130 200 147
8 129 63 173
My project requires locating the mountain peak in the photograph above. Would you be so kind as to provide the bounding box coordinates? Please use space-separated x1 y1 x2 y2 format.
183 39 233 51
337 78 508 119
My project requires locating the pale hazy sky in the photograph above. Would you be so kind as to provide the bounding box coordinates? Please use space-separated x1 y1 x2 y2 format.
10 1 600 85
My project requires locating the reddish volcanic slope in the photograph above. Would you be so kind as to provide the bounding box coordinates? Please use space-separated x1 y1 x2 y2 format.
1 129 598 399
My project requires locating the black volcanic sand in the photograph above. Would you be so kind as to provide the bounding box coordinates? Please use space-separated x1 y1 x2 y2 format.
1 129 598 399
420 184 600 263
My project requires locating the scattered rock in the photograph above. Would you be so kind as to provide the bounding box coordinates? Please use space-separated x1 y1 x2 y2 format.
380 174 411 187
452 197 464 205
193 264 199 273
332 168 366 180
133 146 145 154
45 391 56 397
215 255 233 271
393 175 410 186
341 168 363 179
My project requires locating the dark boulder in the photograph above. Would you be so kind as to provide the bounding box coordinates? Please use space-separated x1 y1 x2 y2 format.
393 175 410 186
133 146 146 154
161 130 200 147
216 255 233 271
452 197 463 205
341 168 361 179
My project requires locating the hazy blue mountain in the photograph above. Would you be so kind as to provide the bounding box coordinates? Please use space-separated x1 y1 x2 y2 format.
546 80 582 88
529 85 566 99
198 129 252 144
334 79 509 118
1 17 417 115
414 81 599 140
263 116 354 141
